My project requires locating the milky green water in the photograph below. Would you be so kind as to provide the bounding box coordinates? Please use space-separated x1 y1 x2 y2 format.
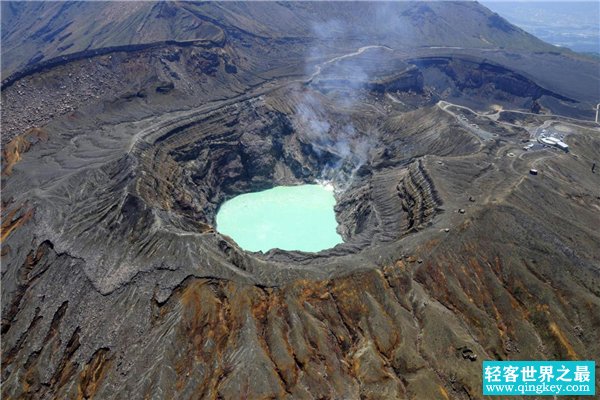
216 185 343 252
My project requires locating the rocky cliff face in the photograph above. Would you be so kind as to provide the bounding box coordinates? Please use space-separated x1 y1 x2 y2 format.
2 2 600 399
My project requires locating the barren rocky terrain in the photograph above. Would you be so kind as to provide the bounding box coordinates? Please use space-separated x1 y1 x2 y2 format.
1 2 599 399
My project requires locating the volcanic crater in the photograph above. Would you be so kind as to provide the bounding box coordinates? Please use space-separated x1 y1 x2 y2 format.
29 78 457 297
2 2 600 399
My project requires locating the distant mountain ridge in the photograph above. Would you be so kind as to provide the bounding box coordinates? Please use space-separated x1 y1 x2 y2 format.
483 1 600 55
1 1 557 76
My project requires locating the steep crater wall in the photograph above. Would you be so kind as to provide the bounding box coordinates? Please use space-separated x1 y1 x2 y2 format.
134 97 407 252
407 55 577 108
25 93 450 295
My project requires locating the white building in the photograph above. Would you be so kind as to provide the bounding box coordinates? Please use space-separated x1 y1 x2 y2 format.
556 141 569 152
539 136 568 152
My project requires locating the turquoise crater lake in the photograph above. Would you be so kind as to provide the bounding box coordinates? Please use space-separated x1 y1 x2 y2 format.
216 184 343 252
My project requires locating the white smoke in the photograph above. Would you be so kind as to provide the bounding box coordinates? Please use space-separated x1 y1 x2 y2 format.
293 18 386 191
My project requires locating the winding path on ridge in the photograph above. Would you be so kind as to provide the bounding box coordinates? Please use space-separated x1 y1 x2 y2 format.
438 100 598 126
127 45 395 154
307 45 393 82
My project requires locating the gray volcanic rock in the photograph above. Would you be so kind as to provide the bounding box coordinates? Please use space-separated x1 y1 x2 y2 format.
2 2 600 399
1 1 555 75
